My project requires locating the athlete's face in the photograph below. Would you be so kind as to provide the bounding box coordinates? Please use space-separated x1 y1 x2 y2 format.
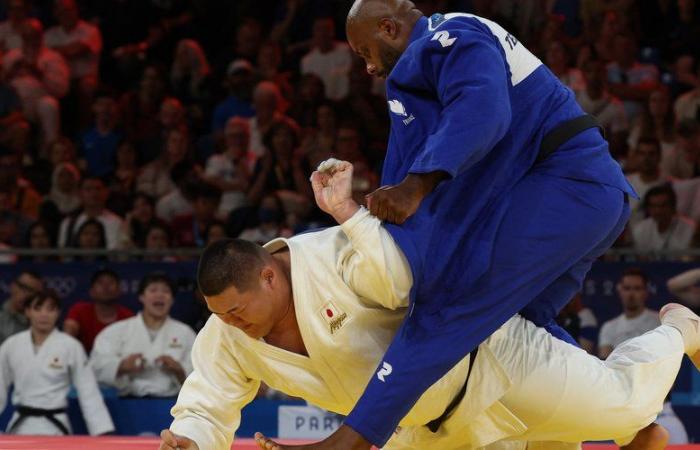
616 275 648 312
349 35 402 79
204 268 290 339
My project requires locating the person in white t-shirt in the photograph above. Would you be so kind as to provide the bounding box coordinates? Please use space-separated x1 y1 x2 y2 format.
631 184 696 254
44 0 101 82
300 17 352 101
57 176 124 249
203 116 253 216
625 138 669 225
599 268 660 359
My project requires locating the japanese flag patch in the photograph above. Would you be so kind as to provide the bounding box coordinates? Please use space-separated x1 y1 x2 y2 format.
320 301 348 335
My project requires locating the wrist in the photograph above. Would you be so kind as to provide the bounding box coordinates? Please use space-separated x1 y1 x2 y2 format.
331 200 360 224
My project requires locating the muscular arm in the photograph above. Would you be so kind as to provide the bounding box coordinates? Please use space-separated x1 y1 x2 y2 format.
170 318 259 450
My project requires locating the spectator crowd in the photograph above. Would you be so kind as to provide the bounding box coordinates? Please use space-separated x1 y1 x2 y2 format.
0 0 698 258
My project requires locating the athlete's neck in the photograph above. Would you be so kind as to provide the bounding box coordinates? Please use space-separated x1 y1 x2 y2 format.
30 328 52 347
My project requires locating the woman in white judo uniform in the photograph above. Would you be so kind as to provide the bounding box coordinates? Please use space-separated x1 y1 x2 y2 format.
161 160 700 450
0 289 114 435
91 272 196 397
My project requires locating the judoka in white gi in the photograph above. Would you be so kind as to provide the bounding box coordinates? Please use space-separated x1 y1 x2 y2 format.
90 273 196 397
0 289 114 435
160 161 700 450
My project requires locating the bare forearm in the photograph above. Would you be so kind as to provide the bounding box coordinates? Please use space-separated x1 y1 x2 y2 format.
405 171 450 197
668 268 700 292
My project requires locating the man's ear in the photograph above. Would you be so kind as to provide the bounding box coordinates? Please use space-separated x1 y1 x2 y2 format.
261 267 274 287
378 17 399 40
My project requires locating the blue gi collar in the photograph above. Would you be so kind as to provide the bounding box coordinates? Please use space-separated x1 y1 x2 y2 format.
407 15 428 46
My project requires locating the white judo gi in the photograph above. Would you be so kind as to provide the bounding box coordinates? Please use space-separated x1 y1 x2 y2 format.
0 329 114 435
170 209 685 449
91 313 196 397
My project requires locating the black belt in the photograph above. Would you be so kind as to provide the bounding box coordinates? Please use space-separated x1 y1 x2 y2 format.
426 348 478 433
535 114 604 164
9 405 70 435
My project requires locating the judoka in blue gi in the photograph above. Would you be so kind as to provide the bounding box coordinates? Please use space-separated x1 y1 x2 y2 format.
260 1 638 449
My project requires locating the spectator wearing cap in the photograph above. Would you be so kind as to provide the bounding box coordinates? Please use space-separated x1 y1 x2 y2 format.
631 184 696 253
57 176 124 249
300 17 352 101
91 273 195 397
3 18 69 149
0 270 43 344
211 59 255 132
64 268 134 353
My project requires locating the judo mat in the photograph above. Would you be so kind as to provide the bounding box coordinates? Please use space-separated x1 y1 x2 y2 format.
0 438 697 450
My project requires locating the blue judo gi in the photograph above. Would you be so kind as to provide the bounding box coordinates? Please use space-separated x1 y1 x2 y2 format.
343 13 637 446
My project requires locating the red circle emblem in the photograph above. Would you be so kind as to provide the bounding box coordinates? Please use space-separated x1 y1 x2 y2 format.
326 309 334 318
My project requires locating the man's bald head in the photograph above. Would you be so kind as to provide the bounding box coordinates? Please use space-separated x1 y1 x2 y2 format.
346 0 422 79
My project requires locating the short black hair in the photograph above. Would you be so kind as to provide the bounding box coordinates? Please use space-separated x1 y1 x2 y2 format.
197 238 267 296
24 289 61 311
17 270 43 284
90 268 120 286
619 267 649 285
138 272 176 295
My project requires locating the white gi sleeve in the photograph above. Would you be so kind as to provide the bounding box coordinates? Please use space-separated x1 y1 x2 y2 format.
339 207 413 310
90 324 130 392
170 317 260 450
69 338 115 435
176 325 197 381
0 340 13 412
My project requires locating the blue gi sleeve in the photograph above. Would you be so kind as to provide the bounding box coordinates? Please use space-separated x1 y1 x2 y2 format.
409 28 512 178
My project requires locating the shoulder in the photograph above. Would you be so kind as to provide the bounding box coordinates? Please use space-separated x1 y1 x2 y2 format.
117 305 135 318
601 314 624 330
168 319 197 338
1 329 28 349
99 316 134 336
54 330 84 349
68 301 93 315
